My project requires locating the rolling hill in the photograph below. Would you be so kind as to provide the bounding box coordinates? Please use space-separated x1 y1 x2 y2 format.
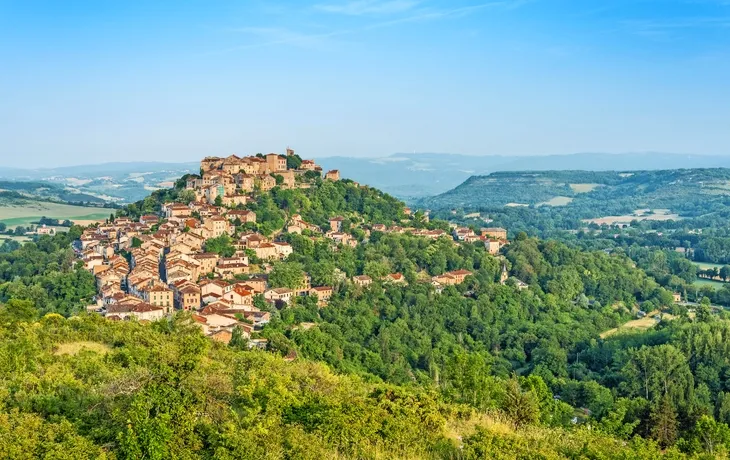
5 152 730 205
320 152 730 200
0 162 198 203
420 169 730 230
0 192 112 229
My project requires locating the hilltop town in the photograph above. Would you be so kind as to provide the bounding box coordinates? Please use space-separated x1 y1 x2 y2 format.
75 149 509 345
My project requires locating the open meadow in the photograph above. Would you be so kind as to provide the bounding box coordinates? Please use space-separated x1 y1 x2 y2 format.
0 201 109 228
583 209 682 226
693 261 725 271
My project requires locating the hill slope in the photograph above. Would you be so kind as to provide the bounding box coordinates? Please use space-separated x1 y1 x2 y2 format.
4 164 729 458
319 152 730 200
0 162 198 203
0 313 682 459
8 152 729 205
421 168 730 221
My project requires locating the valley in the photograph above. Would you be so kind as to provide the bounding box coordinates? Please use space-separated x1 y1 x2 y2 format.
5 157 730 457
0 199 110 229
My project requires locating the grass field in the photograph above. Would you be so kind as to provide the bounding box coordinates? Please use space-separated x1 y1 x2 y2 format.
0 201 109 228
693 278 726 289
583 210 682 226
569 183 600 193
693 262 725 271
600 310 660 338
538 196 574 207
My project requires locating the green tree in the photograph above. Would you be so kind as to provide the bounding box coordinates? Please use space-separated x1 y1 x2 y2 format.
690 415 730 455
0 299 38 323
502 378 540 426
286 154 303 170
650 395 678 448
204 235 235 257
269 262 306 289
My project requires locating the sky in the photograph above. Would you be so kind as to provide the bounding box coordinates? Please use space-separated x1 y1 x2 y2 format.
1 0 729 168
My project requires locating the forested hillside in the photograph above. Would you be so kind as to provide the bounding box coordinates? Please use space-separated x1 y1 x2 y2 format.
5 171 730 457
0 312 682 459
0 228 96 316
422 169 730 233
0 181 108 204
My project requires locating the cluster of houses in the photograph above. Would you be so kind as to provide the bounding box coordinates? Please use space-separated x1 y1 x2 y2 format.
366 223 509 255
452 226 509 254
73 149 341 344
73 151 517 346
77 206 334 344
186 149 340 205
370 223 447 240
431 269 474 292
286 214 360 247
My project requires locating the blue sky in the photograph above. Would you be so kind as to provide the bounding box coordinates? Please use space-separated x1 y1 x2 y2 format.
1 0 729 167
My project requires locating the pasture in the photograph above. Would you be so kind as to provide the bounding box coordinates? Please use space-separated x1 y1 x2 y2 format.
583 209 682 226
0 201 109 228
569 183 600 193
538 196 574 207
693 278 726 290
693 262 725 271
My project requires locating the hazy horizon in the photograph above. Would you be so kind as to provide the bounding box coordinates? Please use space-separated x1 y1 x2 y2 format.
2 0 729 168
2 150 730 171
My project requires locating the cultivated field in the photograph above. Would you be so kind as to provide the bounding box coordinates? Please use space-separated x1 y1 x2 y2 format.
538 196 574 206
0 201 109 228
693 278 726 289
583 209 682 226
569 183 600 193
693 262 725 271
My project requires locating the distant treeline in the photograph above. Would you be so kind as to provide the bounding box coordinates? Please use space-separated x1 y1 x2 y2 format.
0 189 119 209
0 180 116 206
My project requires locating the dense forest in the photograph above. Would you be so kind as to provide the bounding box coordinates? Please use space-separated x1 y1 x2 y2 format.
7 172 730 456
0 228 96 317
0 312 684 459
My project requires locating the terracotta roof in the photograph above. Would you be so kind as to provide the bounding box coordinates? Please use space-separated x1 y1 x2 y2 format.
107 302 162 314
192 314 208 324
232 286 253 297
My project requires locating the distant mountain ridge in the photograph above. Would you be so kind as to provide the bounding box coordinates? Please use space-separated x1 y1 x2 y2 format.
319 152 730 200
0 161 199 180
0 161 199 204
3 153 730 203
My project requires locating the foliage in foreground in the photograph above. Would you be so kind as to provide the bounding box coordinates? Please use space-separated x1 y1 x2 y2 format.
0 312 686 459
